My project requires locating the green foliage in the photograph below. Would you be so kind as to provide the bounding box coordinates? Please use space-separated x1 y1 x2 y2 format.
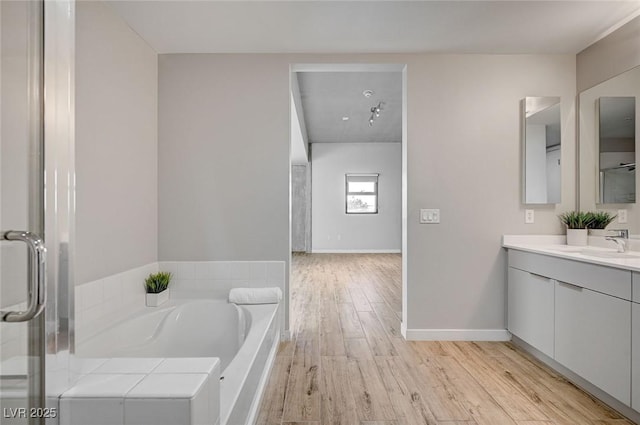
558 211 595 229
558 211 618 229
144 271 172 294
588 211 617 229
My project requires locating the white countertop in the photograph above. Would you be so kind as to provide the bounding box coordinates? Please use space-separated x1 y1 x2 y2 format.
503 234 640 272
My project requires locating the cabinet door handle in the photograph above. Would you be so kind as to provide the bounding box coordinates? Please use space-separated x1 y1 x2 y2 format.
529 272 550 280
558 281 583 291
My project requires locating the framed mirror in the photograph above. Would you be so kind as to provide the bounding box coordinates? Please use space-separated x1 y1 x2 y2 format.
579 65 640 232
597 96 636 203
522 96 561 204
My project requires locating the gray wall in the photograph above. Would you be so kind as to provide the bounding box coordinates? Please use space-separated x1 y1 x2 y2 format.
404 54 575 332
158 55 290 264
311 142 402 252
157 53 575 333
75 1 158 284
291 165 308 252
158 54 291 328
577 15 640 92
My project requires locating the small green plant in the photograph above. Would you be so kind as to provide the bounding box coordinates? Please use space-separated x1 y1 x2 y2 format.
587 211 617 229
144 271 172 294
558 211 595 229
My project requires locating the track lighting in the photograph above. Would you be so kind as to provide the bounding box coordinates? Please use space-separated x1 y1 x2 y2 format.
369 102 383 126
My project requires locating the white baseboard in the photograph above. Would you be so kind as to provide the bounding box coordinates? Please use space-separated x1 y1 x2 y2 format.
404 328 511 341
401 321 407 339
311 249 401 254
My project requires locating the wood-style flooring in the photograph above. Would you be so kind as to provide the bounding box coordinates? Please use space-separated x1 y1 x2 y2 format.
255 253 634 425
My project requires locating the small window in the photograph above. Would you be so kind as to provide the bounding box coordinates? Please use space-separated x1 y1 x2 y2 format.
346 174 379 214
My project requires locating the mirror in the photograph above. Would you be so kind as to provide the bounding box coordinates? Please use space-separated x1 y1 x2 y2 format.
522 96 561 204
597 97 636 203
579 65 640 230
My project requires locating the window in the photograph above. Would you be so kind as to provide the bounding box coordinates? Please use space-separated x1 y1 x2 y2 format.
346 174 379 214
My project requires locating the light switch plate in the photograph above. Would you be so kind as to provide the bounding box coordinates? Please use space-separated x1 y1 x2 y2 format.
420 209 440 224
618 209 628 224
525 209 534 224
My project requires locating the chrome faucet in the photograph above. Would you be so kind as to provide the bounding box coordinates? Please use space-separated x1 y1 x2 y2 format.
605 229 629 253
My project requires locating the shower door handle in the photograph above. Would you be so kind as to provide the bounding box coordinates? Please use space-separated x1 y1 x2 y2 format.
1 230 46 322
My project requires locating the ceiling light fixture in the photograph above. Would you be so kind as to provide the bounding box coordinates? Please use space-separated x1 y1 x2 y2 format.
363 90 373 98
368 102 383 126
342 116 350 121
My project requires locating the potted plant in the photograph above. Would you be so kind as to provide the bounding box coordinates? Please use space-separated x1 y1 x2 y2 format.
144 271 172 307
587 211 617 236
558 211 594 246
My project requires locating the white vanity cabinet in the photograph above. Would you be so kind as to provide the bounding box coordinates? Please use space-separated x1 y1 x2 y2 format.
554 280 631 404
633 302 640 411
507 249 634 408
507 267 554 357
633 272 640 411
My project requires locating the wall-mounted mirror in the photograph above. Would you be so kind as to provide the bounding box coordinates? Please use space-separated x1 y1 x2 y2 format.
522 96 561 204
597 97 636 203
579 65 640 231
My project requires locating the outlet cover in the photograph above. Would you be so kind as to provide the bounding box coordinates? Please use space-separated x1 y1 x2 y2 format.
525 209 534 224
618 209 628 224
420 209 440 224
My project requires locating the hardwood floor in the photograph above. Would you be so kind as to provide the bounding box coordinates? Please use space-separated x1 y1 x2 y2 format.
255 253 633 425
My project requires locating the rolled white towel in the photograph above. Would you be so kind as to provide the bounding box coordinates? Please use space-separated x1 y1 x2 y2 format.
229 287 282 305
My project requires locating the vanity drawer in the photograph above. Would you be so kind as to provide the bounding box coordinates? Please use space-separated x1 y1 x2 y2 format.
633 272 640 303
508 250 631 300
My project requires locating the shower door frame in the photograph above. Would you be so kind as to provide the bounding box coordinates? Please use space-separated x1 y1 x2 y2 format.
0 0 74 421
42 0 76 418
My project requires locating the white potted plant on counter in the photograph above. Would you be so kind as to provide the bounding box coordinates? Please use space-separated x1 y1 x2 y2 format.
144 271 172 307
587 211 617 236
559 211 594 246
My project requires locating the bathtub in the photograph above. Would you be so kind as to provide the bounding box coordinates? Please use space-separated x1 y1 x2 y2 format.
76 298 280 425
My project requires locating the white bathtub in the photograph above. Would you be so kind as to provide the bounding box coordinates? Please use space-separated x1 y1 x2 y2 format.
77 298 280 425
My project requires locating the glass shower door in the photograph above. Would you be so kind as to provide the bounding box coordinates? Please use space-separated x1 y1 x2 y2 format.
0 1 47 424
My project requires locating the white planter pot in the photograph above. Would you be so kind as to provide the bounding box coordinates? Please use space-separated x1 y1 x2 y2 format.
567 229 588 246
146 290 169 307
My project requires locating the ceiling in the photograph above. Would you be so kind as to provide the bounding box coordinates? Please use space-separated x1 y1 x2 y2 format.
107 1 640 54
526 103 561 147
297 72 402 144
105 0 640 150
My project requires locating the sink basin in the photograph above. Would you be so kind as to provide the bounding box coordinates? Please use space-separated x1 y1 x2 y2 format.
579 250 640 259
546 245 640 259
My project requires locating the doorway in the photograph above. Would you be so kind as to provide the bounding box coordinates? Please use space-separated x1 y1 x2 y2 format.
288 63 408 336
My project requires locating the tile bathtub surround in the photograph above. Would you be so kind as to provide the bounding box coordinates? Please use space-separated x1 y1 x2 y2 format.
60 374 147 425
159 261 286 299
92 358 164 374
0 301 28 362
75 263 158 344
153 358 221 425
74 261 286 344
60 357 220 425
125 374 210 425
